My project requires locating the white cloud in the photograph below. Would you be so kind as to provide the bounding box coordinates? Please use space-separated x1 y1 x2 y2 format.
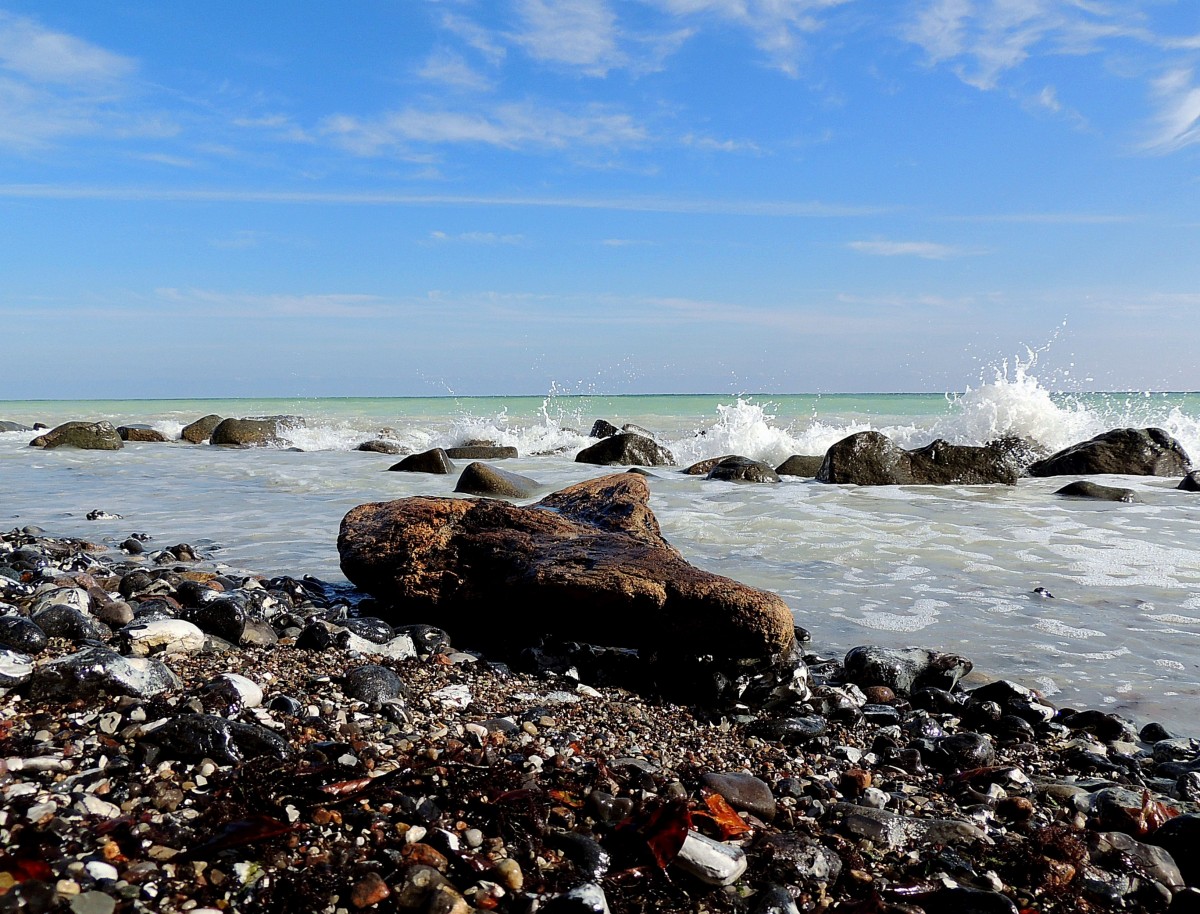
848 239 978 259
155 287 390 319
417 48 494 91
320 102 647 155
0 12 161 152
647 0 851 75
429 230 525 244
511 0 625 75
1144 67 1200 152
0 12 133 85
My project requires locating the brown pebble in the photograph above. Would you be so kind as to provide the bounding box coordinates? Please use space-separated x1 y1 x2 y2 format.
401 843 449 871
494 858 523 892
350 872 391 908
864 686 896 704
997 795 1035 822
840 768 871 795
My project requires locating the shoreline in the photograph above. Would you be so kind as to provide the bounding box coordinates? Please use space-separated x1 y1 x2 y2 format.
2 524 1199 913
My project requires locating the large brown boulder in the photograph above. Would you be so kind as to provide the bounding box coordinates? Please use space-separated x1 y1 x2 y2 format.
30 421 123 450
816 432 1018 485
338 474 794 663
1028 427 1190 477
181 415 223 443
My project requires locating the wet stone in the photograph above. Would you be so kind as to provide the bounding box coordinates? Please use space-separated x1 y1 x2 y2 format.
343 663 406 705
755 716 827 745
541 883 611 914
341 616 394 644
0 615 48 654
30 645 180 701
143 713 292 765
673 830 748 886
184 598 247 643
935 732 996 772
843 645 972 695
350 871 391 908
121 618 206 656
31 603 106 642
0 648 34 689
758 833 843 885
700 771 776 821
1149 813 1200 888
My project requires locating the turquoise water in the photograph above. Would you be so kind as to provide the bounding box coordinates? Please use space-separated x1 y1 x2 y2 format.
3 383 1200 732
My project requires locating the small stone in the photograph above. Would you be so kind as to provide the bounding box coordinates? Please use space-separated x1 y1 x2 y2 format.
343 664 406 705
70 893 117 914
700 772 776 821
494 858 523 892
672 830 748 886
541 884 611 914
121 619 206 656
350 872 391 908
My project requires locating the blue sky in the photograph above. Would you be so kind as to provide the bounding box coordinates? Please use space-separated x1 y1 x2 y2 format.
1 1 1198 397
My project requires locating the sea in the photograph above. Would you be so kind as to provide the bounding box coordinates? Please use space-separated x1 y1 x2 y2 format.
3 362 1200 734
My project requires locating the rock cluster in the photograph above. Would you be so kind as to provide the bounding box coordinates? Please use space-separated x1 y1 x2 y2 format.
2 527 1198 914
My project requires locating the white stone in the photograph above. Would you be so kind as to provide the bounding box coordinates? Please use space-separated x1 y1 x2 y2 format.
431 684 472 709
84 860 119 882
75 794 121 819
672 830 748 886
123 619 205 656
213 673 263 708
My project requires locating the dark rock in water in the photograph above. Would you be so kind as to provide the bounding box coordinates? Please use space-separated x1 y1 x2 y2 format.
843 645 972 695
388 448 455 474
342 616 394 644
356 439 407 455
707 456 781 483
1029 427 1191 477
343 663 406 704
683 455 735 476
575 433 675 467
1142 722 1177 742
210 416 301 447
184 597 247 644
454 462 540 498
446 445 518 460
987 435 1051 475
0 420 34 432
1055 480 1138 502
181 414 223 443
700 772 776 821
1179 471 1200 491
0 615 49 654
338 474 794 666
1062 709 1139 742
144 713 292 764
31 603 107 642
935 732 995 771
969 679 1056 724
29 420 123 450
1149 814 1200 887
30 645 180 701
86 508 123 520
117 425 168 442
776 455 824 477
817 432 1018 486
590 419 619 439
120 537 145 554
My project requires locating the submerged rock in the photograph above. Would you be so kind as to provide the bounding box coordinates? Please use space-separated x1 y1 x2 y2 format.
454 462 541 498
338 474 794 666
117 425 168 442
445 445 518 460
180 414 223 443
1029 427 1191 477
817 432 1018 486
1178 470 1200 492
210 416 301 447
775 455 824 477
356 439 407 455
706 456 781 483
29 420 123 451
575 433 675 467
1055 480 1138 502
389 448 456 474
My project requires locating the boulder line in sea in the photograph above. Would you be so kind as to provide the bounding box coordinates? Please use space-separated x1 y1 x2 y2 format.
2 471 1200 913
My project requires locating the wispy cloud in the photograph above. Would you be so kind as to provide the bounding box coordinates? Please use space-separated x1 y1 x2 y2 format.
0 182 885 217
155 287 391 319
1144 67 1200 152
511 0 625 75
429 230 525 245
649 0 851 76
416 48 494 92
320 102 646 155
0 11 152 151
848 239 980 259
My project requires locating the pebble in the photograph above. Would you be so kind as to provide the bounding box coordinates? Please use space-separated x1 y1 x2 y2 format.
700 771 776 821
0 615 48 653
30 646 181 701
121 618 206 656
350 871 391 908
69 892 117 914
343 663 406 705
673 830 749 886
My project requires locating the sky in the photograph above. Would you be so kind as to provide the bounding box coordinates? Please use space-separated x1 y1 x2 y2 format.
1 1 1199 398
